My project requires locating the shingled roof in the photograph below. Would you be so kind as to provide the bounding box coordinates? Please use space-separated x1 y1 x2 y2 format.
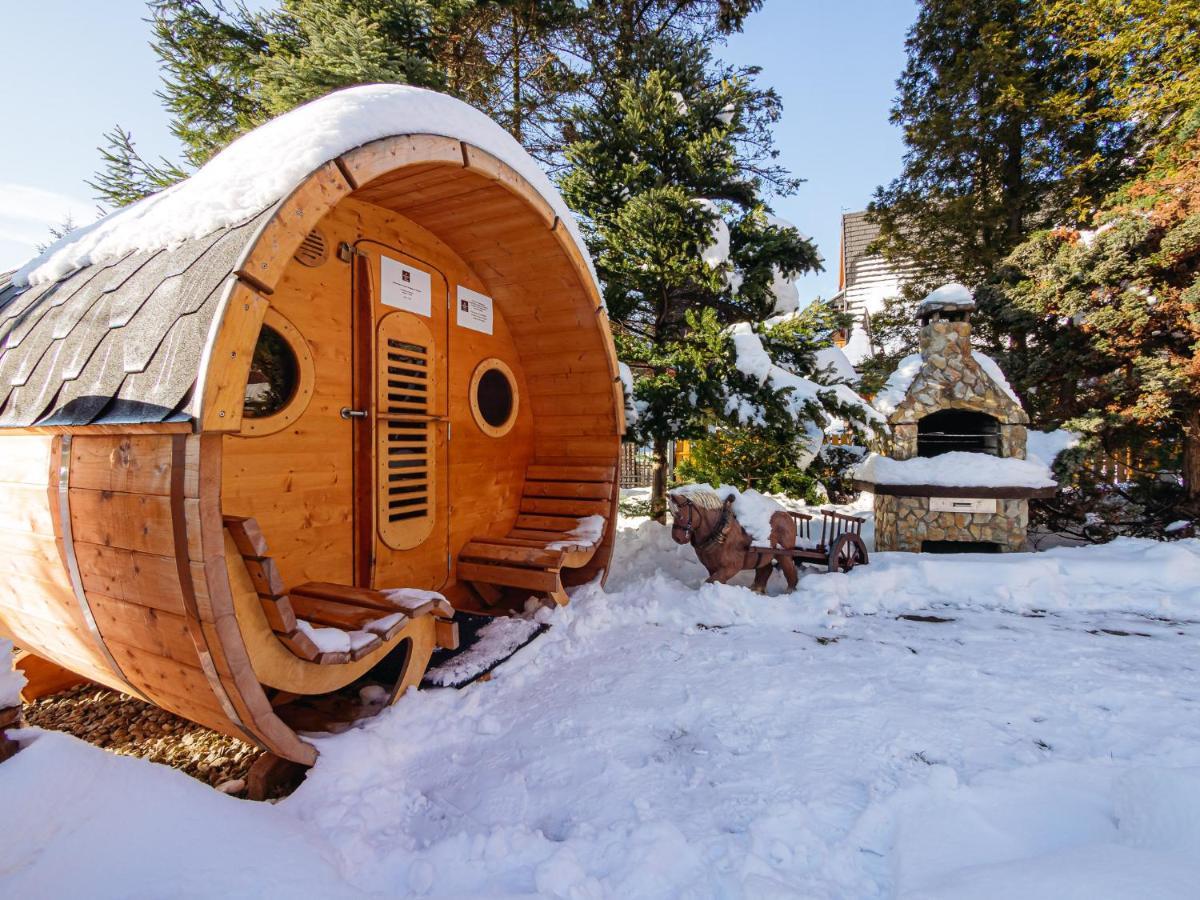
0 209 270 427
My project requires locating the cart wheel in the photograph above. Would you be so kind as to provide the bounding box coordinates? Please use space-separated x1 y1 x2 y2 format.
828 533 868 572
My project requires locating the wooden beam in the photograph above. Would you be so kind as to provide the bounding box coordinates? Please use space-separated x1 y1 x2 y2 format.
197 281 269 432
854 480 1057 499
458 561 561 593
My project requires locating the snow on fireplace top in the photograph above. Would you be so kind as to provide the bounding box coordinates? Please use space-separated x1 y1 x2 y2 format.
13 84 592 290
872 349 1021 417
854 451 1057 489
918 282 974 310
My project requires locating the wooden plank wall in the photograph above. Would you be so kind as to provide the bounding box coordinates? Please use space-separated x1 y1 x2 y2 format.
358 162 622 463
349 158 622 583
0 432 312 760
221 195 535 597
62 434 243 734
0 435 118 686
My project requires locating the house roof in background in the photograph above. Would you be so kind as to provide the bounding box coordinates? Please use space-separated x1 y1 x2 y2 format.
839 211 912 317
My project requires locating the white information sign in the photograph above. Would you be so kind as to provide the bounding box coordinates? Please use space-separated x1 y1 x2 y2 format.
456 285 494 335
929 497 998 514
380 255 432 317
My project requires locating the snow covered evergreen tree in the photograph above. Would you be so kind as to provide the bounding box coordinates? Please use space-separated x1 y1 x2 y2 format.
561 29 875 519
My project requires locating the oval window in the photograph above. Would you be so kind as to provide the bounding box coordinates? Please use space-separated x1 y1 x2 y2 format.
469 358 518 437
243 325 299 418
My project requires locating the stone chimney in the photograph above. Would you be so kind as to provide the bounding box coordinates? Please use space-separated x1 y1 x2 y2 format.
917 282 975 362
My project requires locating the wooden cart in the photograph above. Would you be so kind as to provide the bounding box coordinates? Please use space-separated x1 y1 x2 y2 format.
752 509 869 573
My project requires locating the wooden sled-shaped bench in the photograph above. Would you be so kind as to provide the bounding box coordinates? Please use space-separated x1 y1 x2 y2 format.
225 516 459 665
458 464 614 607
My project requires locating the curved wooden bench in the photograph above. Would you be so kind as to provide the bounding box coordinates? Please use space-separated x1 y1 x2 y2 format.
225 517 457 665
458 464 613 607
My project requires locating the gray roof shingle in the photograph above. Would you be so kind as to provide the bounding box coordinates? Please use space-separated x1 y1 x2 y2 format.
0 208 271 428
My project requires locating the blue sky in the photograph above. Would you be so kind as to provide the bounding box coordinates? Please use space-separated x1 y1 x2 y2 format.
0 0 915 300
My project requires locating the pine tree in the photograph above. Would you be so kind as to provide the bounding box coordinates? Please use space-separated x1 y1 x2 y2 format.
87 125 188 209
92 1 764 207
444 1 583 165
257 0 476 115
91 0 480 207
562 27 842 520
870 0 1133 282
1039 0 1200 129
1004 105 1200 504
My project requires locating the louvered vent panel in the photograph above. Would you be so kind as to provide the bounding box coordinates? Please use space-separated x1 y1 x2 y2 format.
376 313 436 550
293 228 329 267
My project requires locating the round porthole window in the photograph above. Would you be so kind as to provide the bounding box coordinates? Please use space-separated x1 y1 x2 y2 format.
469 358 518 437
240 309 314 436
243 326 298 418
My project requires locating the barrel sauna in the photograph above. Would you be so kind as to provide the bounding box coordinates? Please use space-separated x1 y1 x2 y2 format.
0 90 624 763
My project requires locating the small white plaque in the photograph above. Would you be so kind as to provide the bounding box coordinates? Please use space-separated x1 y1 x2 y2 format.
456 285 493 335
380 255 432 317
930 497 997 514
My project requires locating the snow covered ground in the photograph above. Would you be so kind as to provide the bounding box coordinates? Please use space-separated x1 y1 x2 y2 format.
3 517 1200 898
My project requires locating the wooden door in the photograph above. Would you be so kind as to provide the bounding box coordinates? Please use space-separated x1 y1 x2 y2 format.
351 252 449 589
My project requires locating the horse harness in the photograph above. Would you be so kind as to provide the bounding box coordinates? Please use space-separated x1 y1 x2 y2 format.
673 499 737 553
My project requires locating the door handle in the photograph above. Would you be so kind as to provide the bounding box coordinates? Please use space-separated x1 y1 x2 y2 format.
340 407 368 419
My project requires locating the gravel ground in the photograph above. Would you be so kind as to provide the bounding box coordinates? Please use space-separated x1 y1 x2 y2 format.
22 685 265 796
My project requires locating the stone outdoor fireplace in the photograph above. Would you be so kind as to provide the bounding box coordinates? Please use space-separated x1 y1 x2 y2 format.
855 285 1056 553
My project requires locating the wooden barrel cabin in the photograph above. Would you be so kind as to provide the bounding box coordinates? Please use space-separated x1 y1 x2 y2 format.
0 87 624 764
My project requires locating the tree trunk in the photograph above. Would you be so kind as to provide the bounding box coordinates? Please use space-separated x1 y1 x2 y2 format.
650 435 669 523
1183 409 1200 502
510 14 523 143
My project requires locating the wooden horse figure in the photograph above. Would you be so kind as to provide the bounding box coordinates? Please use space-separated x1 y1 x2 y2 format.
668 489 800 592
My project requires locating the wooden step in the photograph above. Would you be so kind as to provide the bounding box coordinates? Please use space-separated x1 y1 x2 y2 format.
520 496 609 517
459 540 565 570
277 629 320 662
291 581 399 612
259 594 297 633
364 614 409 642
290 581 452 619
224 515 271 558
243 557 285 597
509 528 581 543
515 513 581 533
525 464 615 482
523 480 612 500
457 560 562 593
381 592 454 619
348 632 383 661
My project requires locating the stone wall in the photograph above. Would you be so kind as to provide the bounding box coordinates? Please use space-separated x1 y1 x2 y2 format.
886 320 1028 461
874 494 1029 552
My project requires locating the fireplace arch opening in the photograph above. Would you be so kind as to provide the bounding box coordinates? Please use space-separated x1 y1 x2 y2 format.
917 409 1000 457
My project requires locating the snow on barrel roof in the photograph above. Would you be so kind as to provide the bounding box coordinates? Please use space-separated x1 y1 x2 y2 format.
0 85 600 428
14 84 593 290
